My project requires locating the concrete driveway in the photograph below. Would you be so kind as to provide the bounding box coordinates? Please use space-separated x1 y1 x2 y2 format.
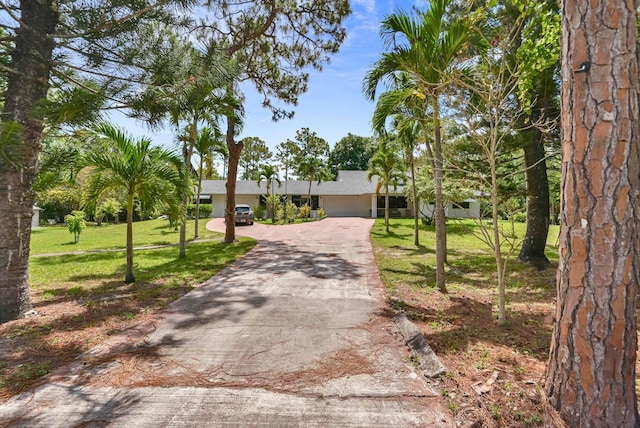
0 218 452 427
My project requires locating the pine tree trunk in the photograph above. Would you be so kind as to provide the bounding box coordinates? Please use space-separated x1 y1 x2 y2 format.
518 96 551 270
0 1 58 323
545 1 640 425
224 117 242 243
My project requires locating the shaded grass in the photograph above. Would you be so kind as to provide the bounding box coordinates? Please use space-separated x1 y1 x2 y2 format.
2 226 256 400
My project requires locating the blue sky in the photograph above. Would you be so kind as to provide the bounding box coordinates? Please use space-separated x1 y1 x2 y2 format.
112 0 424 154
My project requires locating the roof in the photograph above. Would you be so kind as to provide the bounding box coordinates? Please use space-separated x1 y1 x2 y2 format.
200 170 406 196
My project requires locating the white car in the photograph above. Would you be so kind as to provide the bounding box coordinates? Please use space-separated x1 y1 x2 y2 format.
234 204 254 225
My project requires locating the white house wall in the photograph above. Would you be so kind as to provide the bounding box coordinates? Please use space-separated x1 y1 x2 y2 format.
322 195 371 217
212 195 226 217
419 201 481 219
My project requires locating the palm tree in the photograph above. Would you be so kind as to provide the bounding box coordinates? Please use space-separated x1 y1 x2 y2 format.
298 156 331 211
83 123 184 283
367 136 406 233
193 127 227 238
256 164 281 222
363 0 472 292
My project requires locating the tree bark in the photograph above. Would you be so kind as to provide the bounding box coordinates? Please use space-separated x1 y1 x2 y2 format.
518 96 551 270
410 155 419 247
194 157 204 239
224 117 242 242
125 192 135 283
384 185 389 233
545 1 640 425
433 102 447 293
0 1 58 323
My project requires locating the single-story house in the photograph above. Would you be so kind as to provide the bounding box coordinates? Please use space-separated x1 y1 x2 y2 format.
200 170 480 219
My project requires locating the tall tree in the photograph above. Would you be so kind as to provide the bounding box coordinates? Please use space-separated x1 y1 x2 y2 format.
195 1 350 243
397 118 423 248
239 137 272 180
453 18 529 323
363 0 472 293
514 0 561 270
83 124 183 283
0 0 191 323
291 128 331 204
128 36 240 258
329 133 376 175
545 1 640 426
367 136 405 233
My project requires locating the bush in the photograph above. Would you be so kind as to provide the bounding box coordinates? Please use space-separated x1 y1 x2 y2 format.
277 202 298 223
511 212 527 223
64 211 87 243
253 204 266 220
298 204 311 220
265 194 281 222
187 203 213 218
317 208 327 219
198 204 213 218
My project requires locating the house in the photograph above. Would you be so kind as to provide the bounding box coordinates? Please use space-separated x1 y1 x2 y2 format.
200 171 480 219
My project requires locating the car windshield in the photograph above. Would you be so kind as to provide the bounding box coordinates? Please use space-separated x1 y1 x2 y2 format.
235 206 250 214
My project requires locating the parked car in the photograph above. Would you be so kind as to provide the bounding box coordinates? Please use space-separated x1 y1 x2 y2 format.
234 204 254 225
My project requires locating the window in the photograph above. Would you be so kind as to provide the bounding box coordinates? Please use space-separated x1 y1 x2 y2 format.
291 195 319 209
377 196 408 209
454 201 470 209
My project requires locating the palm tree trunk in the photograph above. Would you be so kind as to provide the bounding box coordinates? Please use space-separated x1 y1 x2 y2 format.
410 155 419 246
385 185 390 233
194 158 204 239
433 101 447 293
180 117 199 257
125 192 135 283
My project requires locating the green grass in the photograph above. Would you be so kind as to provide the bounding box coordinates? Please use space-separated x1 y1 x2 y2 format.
30 218 216 255
29 218 255 287
30 238 256 288
371 218 559 294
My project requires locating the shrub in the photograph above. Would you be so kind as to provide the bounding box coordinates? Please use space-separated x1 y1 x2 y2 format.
187 203 213 218
511 212 527 223
298 204 311 220
277 202 298 223
253 204 266 220
64 211 87 243
265 194 281 222
198 204 213 218
317 208 327 219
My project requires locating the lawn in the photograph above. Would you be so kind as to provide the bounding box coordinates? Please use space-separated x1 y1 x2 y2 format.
30 217 214 255
1 218 256 400
370 218 560 427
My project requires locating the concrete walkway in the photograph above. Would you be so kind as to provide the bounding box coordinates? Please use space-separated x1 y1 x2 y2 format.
0 218 452 427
